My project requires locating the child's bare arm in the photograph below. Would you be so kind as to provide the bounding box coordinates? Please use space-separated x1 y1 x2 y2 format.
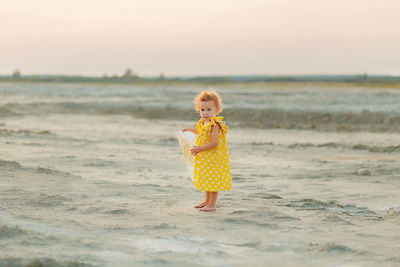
182 127 198 134
191 124 220 155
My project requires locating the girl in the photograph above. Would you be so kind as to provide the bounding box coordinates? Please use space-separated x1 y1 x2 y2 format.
182 89 232 211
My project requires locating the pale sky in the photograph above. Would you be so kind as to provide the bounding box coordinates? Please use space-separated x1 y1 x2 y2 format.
1 0 399 76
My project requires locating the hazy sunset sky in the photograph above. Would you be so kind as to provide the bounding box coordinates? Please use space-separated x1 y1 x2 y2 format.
1 0 399 76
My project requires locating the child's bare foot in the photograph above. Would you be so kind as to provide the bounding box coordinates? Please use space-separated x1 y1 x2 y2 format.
194 202 208 208
199 205 216 212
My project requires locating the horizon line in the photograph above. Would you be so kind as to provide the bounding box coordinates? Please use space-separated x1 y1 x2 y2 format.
1 72 399 78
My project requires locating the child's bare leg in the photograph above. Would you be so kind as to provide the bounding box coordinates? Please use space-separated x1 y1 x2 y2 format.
194 191 210 208
200 192 218 211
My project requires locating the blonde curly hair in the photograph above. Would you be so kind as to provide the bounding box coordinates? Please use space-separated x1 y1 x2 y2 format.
194 89 223 114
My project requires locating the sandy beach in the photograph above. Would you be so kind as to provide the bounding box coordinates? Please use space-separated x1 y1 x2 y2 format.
1 82 400 266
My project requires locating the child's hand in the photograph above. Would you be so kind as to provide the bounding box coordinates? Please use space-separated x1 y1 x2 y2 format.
181 128 198 135
191 146 202 156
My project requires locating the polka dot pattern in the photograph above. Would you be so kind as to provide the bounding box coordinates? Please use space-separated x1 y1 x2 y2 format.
193 116 232 192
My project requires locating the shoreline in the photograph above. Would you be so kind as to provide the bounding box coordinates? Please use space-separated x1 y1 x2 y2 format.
2 105 400 133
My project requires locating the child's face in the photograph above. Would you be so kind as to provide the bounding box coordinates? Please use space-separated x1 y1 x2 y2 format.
199 101 218 121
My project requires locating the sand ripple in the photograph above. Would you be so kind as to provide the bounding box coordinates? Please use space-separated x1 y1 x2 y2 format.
0 128 54 137
0 224 27 239
286 142 400 153
284 199 383 220
0 257 93 267
313 242 358 254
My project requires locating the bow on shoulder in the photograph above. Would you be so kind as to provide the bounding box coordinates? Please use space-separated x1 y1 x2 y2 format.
199 116 229 134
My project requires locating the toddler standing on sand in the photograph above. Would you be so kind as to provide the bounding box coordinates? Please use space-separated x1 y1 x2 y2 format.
182 90 232 211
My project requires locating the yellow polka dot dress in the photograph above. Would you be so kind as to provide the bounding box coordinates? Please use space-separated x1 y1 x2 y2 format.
193 116 232 192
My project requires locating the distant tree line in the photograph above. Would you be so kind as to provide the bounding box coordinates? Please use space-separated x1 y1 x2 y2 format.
2 68 169 83
1 68 400 85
